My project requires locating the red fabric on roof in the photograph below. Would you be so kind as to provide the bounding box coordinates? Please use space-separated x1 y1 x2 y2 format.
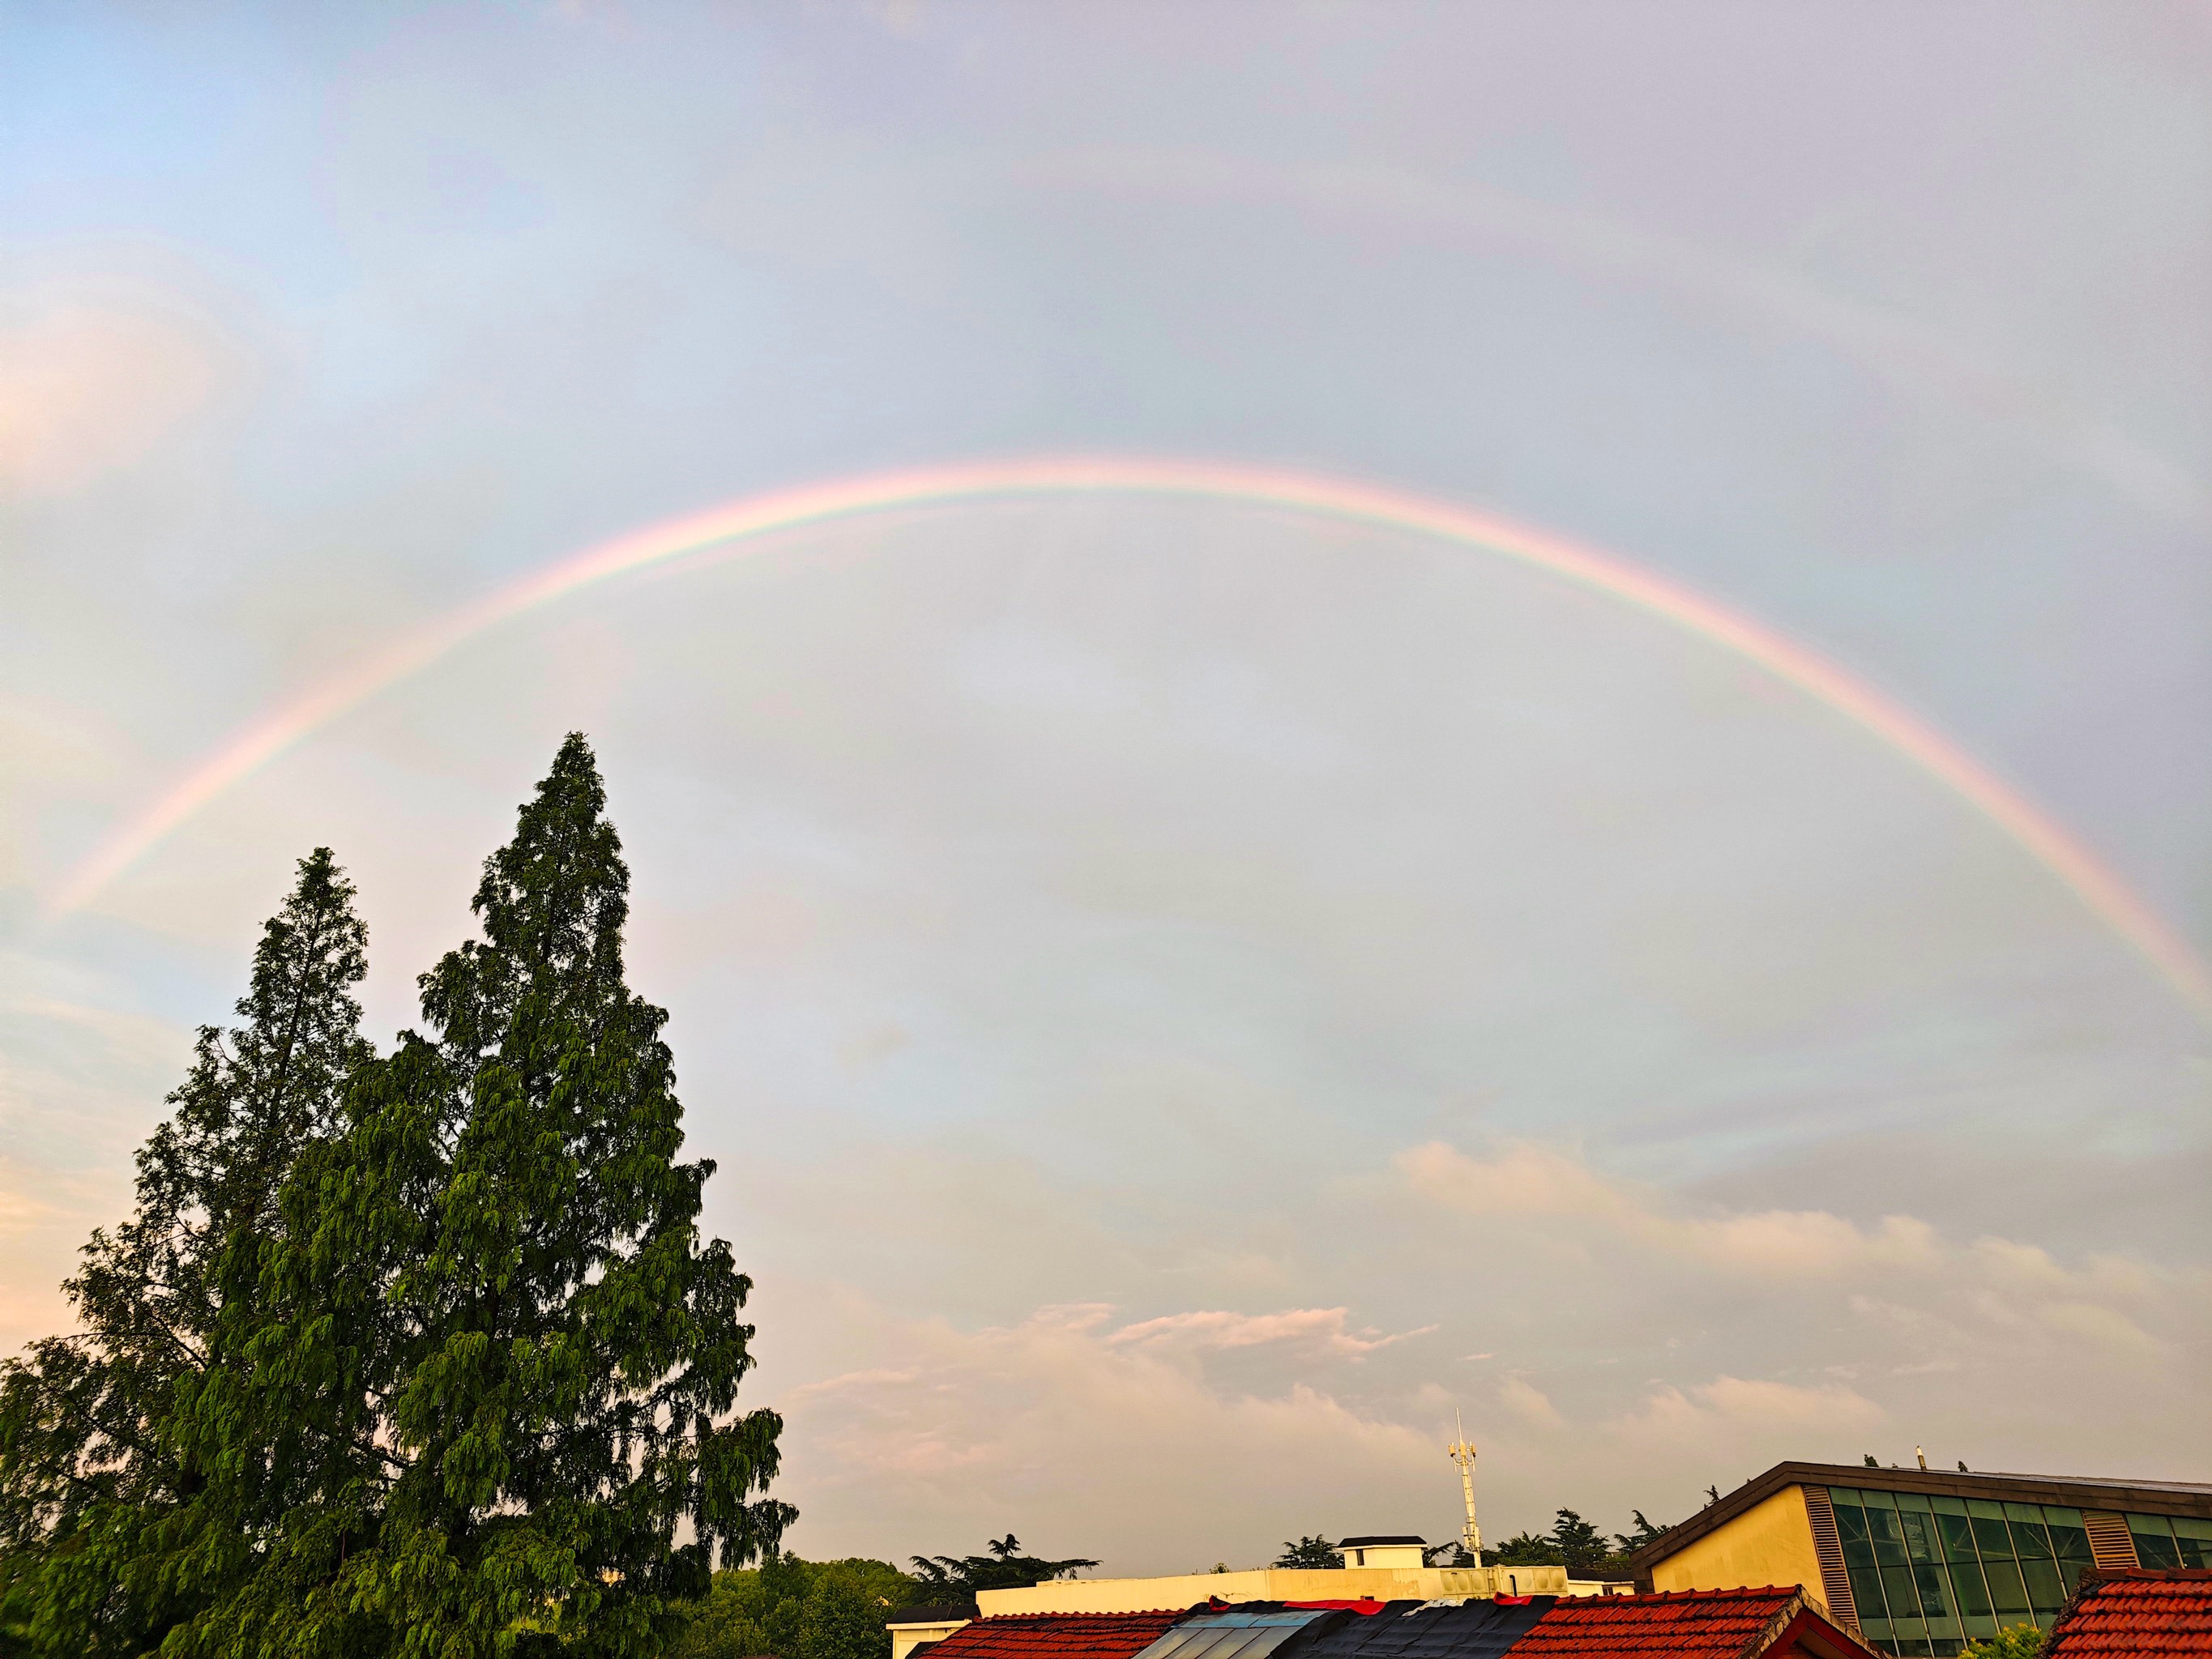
920 1613 1187 1659
2046 1571 2212 1659
1511 1587 1838 1659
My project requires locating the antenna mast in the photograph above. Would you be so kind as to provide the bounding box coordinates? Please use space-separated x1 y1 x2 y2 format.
1447 1409 1483 1563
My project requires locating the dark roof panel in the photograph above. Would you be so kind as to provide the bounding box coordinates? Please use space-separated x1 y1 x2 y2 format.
1290 1597 1556 1659
925 1613 1188 1659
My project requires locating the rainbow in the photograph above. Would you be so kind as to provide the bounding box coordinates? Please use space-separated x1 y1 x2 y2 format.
42 454 2212 1021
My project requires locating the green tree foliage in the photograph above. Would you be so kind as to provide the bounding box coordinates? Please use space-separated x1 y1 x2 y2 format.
1274 1536 1339 1568
1422 1543 1476 1567
910 1534 1098 1596
0 849 372 1655
671 1556 916 1659
1960 1627 2045 1659
1613 1512 1668 1554
1484 1531 1565 1567
1547 1510 1615 1577
2 739 792 1657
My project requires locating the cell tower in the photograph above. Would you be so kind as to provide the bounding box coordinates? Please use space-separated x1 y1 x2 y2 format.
1447 1408 1482 1562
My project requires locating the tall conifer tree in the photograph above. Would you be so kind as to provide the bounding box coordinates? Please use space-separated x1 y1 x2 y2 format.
0 848 372 1654
177 735 789 1657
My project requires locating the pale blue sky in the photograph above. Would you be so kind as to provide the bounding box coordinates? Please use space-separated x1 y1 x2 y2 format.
2 1 2207 1571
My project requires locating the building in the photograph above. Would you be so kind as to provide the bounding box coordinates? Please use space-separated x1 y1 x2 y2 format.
895 1586 1877 1659
1623 1461 2212 1658
970 1561 1575 1618
2043 1570 2212 1659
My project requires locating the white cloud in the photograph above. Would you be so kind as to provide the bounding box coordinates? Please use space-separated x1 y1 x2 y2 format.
1108 1306 1437 1358
0 295 227 497
1498 1376 1565 1430
770 1300 1450 1572
1397 1140 1940 1278
1616 1375 1885 1441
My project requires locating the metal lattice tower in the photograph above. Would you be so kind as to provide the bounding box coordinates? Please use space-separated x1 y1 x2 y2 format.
1447 1409 1482 1562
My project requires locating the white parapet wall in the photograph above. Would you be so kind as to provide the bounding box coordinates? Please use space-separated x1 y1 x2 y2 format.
975 1564 1584 1615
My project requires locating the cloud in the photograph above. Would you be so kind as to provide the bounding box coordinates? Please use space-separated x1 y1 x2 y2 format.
1397 1141 1940 1278
1498 1376 1565 1430
1108 1306 1437 1358
769 1299 1449 1572
0 295 228 497
1617 1375 1885 1439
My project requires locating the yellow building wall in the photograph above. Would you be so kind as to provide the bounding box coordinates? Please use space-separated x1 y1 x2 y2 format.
1649 1485 1827 1612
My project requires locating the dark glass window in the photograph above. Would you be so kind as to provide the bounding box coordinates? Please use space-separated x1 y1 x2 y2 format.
2022 1560 2065 1617
1935 1513 1979 1566
1982 1558 2030 1620
1970 1516 2013 1561
1915 1563 1953 1620
2172 1519 2212 1571
2043 1508 2095 1591
1871 1506 1911 1568
2129 1516 2182 1571
1862 1618 1894 1647
2005 1504 2054 1561
1947 1554 1992 1621
1834 1496 1871 1546
1883 1564 1924 1619
1901 1511 1941 1566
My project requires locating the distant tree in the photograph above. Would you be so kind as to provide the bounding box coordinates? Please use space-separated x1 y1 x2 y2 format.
1548 1510 1615 1576
1614 1511 1669 1555
1424 1542 1476 1567
912 1538 1098 1595
800 1576 892 1659
1960 1626 2044 1659
673 1556 917 1659
1484 1532 1565 1567
1275 1537 1340 1569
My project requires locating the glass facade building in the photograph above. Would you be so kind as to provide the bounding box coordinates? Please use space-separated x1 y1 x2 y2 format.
1826 1487 2212 1657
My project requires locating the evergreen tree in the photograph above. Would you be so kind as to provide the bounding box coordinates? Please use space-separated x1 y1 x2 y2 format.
0 849 372 1655
796 1576 889 1659
169 735 789 1657
1273 1536 1339 1569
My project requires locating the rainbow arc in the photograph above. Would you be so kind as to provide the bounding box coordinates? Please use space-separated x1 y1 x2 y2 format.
42 454 2212 1022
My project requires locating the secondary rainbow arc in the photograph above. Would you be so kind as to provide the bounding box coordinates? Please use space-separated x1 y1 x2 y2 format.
42 454 2212 1021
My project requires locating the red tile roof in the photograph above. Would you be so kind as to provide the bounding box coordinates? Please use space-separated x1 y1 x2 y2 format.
920 1612 1188 1659
2046 1572 2212 1659
1512 1588 1870 1659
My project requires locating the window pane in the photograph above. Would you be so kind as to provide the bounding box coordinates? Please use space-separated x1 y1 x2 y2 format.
2023 1560 2066 1617
2006 1509 2054 1561
1845 1551 1887 1622
1971 1516 2013 1559
1966 1499 2006 1521
1899 1492 1936 1515
1872 1508 1911 1568
1902 1512 1941 1565
2043 1512 2095 1572
1936 1514 1978 1563
1932 1496 1970 1518
1949 1558 1992 1621
1884 1565 1925 1618
1915 1564 1953 1620
1930 1640 1965 1657
1962 1614 1998 1641
1861 1619 1894 1648
1864 1490 1902 1511
1984 1559 2030 1618
2131 1527 2183 1572
1834 1498 1871 1545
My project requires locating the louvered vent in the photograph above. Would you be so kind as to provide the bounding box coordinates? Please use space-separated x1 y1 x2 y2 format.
2083 1512 2139 1571
1800 1486 1860 1632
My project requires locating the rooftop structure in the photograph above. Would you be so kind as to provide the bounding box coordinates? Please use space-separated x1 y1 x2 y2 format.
2043 1570 2212 1659
895 1589 1877 1659
1624 1461 2212 1658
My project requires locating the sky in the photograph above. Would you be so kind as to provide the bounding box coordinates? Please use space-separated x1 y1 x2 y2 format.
2 0 2210 1576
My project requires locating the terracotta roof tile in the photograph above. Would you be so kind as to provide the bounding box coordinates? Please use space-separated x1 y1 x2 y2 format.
2045 1572 2212 1659
925 1612 1189 1659
1510 1588 1807 1659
